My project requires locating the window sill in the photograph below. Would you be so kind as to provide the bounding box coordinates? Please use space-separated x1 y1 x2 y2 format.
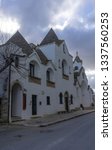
62 74 69 80
46 80 55 88
29 75 41 84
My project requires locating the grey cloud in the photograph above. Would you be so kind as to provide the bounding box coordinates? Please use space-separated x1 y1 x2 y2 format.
58 27 95 70
2 0 51 27
1 0 95 69
1 0 95 89
76 0 95 26
1 0 65 40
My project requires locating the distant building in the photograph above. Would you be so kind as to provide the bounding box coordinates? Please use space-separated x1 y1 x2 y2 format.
0 29 94 122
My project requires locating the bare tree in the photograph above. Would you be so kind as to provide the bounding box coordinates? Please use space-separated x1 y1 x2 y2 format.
0 31 28 122
0 31 28 77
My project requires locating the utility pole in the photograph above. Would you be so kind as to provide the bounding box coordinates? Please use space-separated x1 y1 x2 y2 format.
8 63 11 123
6 54 26 123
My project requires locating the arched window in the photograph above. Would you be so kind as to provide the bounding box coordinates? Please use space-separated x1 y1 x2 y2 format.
46 68 54 82
70 95 73 104
62 59 68 75
59 93 63 104
62 61 64 74
46 68 55 87
29 61 40 78
30 63 35 77
46 70 50 81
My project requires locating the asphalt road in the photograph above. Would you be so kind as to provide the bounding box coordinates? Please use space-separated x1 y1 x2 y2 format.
0 112 95 150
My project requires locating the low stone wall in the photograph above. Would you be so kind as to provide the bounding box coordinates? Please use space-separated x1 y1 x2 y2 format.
0 97 8 123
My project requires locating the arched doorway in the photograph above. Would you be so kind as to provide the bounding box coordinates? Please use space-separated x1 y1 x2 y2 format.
11 83 22 118
64 91 69 112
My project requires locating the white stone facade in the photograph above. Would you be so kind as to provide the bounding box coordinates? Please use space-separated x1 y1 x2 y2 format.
0 29 94 122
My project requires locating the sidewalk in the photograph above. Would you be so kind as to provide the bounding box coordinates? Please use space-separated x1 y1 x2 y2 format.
12 109 95 127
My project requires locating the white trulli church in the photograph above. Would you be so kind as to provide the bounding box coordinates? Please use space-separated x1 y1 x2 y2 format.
0 29 94 122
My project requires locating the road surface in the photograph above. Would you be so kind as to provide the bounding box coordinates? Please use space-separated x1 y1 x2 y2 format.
0 112 95 150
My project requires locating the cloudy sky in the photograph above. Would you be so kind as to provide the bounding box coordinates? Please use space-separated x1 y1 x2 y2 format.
0 0 95 89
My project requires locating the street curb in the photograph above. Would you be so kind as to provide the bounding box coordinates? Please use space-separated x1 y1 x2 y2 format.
0 110 94 127
39 110 95 127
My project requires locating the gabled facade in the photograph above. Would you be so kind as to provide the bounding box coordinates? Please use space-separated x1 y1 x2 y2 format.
0 29 94 122
73 52 94 108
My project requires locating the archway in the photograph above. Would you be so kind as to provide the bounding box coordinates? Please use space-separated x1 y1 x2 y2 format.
64 91 69 112
11 83 22 118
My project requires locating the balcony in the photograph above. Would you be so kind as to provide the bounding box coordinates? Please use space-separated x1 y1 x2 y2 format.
29 75 41 84
46 80 55 88
62 74 69 80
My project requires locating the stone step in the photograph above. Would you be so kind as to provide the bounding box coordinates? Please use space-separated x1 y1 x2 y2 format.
11 116 23 122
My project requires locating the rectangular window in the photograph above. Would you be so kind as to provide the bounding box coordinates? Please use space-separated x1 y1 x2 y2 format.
32 95 37 115
30 64 35 77
23 94 26 110
46 96 50 105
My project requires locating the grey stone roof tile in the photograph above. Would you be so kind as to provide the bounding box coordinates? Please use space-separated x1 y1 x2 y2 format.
6 31 33 56
40 28 64 46
35 48 48 65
